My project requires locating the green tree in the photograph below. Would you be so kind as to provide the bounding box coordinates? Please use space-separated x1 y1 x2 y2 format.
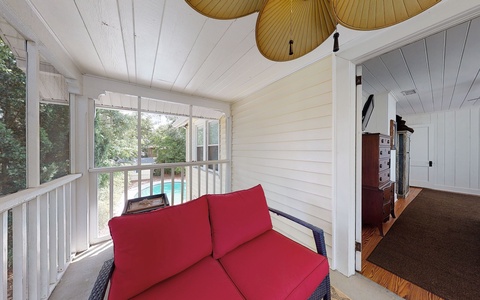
151 118 186 174
94 109 138 168
40 103 70 183
0 38 26 195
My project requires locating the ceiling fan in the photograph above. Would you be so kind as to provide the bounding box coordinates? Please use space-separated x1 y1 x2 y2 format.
185 0 441 61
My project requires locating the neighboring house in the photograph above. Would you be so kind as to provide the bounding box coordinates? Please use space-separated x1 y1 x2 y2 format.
0 0 479 298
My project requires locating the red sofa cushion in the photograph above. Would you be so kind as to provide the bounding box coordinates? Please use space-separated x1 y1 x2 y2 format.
131 256 244 300
108 196 212 300
207 184 272 259
219 230 329 300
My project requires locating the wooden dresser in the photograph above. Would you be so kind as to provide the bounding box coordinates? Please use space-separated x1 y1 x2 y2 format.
362 133 395 236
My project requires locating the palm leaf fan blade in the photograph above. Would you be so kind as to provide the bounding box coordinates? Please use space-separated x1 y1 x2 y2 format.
331 0 441 30
256 0 336 61
185 0 264 20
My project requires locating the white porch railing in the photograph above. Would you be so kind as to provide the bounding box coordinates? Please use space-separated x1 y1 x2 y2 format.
0 174 81 300
89 160 229 243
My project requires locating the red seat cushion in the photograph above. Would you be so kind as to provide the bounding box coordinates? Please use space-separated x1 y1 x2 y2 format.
219 230 329 300
108 196 212 300
207 184 272 259
131 256 244 300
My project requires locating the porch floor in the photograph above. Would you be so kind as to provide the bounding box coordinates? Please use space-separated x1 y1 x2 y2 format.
49 241 401 300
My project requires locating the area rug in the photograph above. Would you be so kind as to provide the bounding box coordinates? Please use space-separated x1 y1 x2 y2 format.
367 189 480 300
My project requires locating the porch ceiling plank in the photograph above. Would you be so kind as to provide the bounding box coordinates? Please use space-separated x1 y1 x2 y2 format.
377 49 417 112
117 0 136 84
0 0 83 86
151 0 204 87
425 31 446 112
28 0 97 75
207 46 273 98
171 17 233 93
184 15 255 94
133 0 165 87
442 21 469 111
362 60 390 93
74 0 129 81
451 18 480 110
402 39 433 113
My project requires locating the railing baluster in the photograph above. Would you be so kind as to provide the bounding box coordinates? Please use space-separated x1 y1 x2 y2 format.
180 168 185 203
137 169 141 198
0 174 80 299
39 193 49 299
197 164 201 196
13 203 27 300
109 172 114 219
150 169 154 195
170 168 174 205
27 197 41 299
0 211 7 300
124 171 128 204
57 187 66 274
65 183 72 264
205 163 209 195
49 190 58 285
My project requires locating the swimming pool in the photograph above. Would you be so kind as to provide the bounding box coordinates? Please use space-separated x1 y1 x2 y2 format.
136 181 186 200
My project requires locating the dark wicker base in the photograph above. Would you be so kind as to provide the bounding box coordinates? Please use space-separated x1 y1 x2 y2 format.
308 274 331 300
89 258 114 300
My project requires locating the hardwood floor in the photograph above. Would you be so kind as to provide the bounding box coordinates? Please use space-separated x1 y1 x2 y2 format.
361 187 443 300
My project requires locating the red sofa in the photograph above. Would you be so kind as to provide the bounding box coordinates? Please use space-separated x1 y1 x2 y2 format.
91 185 331 300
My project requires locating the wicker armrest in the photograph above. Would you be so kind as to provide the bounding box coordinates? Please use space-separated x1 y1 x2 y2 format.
89 258 114 300
268 207 328 257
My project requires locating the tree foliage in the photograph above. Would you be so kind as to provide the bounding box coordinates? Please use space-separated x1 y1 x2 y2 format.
94 109 138 168
40 103 70 183
0 38 26 195
152 117 186 164
0 38 70 195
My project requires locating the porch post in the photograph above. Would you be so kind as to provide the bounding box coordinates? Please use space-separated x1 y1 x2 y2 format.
25 40 41 298
73 95 90 252
332 55 357 276
26 40 40 187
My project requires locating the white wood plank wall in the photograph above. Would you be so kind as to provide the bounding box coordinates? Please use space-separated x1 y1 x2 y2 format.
404 106 480 195
231 57 333 257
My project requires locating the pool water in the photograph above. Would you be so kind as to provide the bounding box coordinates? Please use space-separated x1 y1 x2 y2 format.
137 181 186 200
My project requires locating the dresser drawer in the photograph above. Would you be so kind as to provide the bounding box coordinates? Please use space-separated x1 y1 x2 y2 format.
379 136 391 147
379 158 390 172
379 169 390 186
379 147 391 159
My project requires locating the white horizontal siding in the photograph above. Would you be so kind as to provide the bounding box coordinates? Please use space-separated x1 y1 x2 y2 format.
403 106 480 195
231 57 333 256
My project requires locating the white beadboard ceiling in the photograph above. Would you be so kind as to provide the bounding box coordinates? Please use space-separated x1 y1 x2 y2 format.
362 15 480 116
0 0 480 116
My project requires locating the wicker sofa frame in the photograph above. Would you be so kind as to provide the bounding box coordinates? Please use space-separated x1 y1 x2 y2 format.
89 207 331 300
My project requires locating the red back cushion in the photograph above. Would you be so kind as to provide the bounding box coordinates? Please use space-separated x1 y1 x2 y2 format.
207 184 272 259
108 196 212 299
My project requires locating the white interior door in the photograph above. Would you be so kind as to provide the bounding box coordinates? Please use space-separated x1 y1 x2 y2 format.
409 125 433 187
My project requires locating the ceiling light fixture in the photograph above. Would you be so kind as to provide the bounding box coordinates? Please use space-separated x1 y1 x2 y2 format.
185 0 441 62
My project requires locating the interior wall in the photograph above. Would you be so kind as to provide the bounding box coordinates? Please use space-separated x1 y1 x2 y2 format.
403 106 480 195
231 57 333 259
